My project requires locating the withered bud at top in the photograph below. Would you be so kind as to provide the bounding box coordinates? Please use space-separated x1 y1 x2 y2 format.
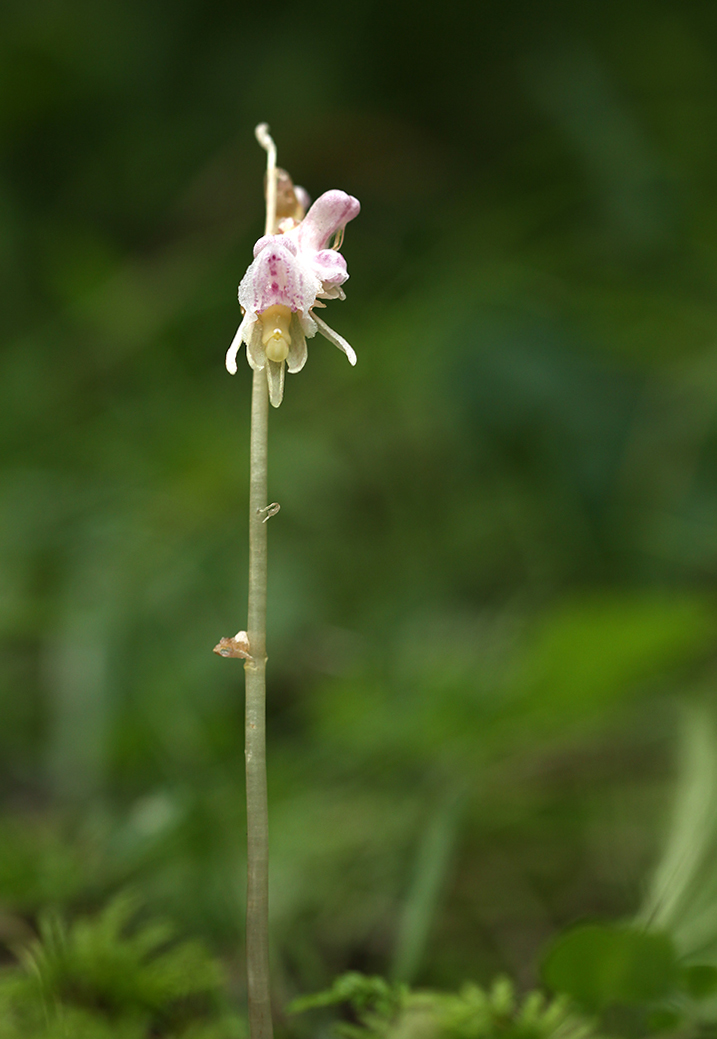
269 168 309 228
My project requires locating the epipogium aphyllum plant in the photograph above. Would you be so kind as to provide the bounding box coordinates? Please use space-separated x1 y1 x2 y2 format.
213 124 360 1039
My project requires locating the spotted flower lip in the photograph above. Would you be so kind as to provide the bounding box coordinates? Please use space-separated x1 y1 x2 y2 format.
226 188 360 406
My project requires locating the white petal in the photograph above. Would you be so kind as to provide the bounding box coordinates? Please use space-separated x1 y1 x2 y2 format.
300 312 318 338
287 314 308 373
225 311 256 374
245 318 266 370
317 286 346 301
312 312 357 366
225 326 243 374
266 359 285 407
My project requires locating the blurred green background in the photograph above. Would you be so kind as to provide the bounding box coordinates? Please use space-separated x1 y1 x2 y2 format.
3 0 717 1022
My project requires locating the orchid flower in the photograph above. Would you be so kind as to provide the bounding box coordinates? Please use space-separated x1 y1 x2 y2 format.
226 188 360 406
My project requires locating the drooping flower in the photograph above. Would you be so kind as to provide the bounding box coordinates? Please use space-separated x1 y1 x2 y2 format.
226 188 360 406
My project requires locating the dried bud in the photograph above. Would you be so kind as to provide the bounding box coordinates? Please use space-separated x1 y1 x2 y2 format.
273 168 308 227
213 630 252 660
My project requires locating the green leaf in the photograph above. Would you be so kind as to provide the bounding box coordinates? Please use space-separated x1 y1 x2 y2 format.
542 924 678 1011
679 964 717 999
645 1009 683 1033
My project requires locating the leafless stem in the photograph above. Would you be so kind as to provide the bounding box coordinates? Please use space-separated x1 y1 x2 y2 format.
243 125 275 1039
244 365 272 1039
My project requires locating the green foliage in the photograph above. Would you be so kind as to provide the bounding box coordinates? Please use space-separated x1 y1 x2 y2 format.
509 596 715 735
680 965 717 1001
290 973 598 1039
539 919 717 1037
537 711 717 1037
6 0 717 1002
542 925 678 1013
0 894 245 1038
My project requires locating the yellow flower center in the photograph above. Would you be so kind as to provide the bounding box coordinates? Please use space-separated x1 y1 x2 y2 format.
260 304 292 362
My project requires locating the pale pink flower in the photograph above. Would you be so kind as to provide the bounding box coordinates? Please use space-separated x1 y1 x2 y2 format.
226 189 360 406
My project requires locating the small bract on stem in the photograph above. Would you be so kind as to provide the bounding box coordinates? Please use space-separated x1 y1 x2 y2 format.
214 125 360 1039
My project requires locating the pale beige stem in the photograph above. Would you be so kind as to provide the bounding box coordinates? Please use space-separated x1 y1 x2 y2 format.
244 365 273 1039
242 123 280 1039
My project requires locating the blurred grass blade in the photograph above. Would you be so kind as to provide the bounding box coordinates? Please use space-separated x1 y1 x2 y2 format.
391 789 464 984
638 705 717 959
